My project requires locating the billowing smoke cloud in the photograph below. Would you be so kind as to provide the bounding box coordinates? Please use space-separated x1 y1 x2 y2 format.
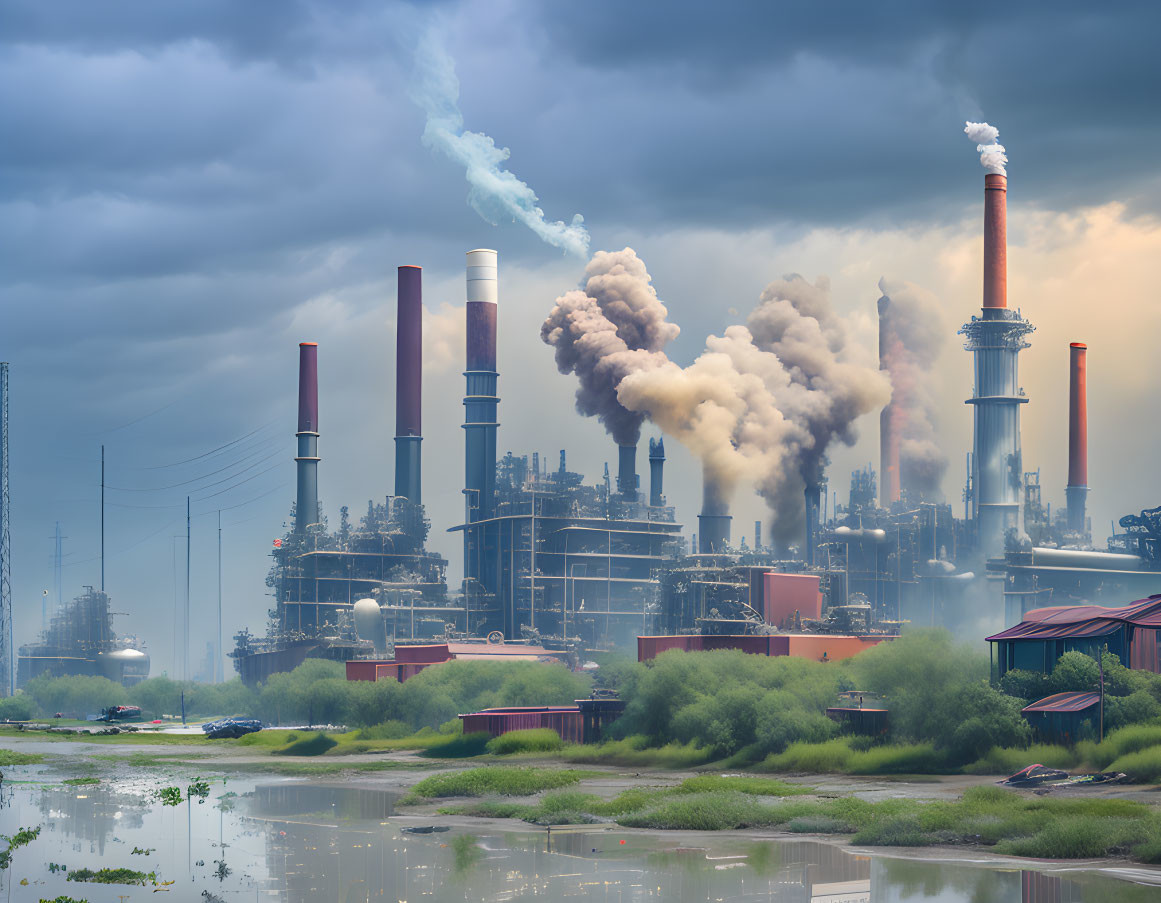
964 121 1007 176
574 259 891 543
411 32 590 257
540 249 679 445
877 278 948 498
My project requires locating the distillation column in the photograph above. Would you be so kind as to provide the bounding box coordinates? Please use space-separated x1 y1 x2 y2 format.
395 265 423 506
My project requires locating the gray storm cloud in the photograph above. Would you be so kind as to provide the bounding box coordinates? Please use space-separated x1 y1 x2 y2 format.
540 248 679 445
877 277 948 497
546 251 890 542
411 30 590 256
964 120 1008 176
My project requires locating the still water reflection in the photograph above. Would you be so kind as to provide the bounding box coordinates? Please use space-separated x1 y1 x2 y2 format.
0 778 1154 901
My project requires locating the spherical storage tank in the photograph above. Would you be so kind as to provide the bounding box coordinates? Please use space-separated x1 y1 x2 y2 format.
352 598 382 642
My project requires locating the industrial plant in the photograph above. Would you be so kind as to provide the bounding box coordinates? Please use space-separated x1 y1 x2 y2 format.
12 126 1161 692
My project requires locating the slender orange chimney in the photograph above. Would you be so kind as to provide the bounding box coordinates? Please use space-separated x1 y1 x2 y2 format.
1066 342 1088 532
983 173 1007 309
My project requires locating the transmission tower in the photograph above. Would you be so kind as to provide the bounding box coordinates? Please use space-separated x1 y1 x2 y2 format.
0 362 11 695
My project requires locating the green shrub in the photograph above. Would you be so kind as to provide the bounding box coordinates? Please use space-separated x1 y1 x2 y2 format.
0 749 45 766
404 766 586 800
421 732 490 758
486 729 564 756
0 694 35 721
273 732 337 757
762 738 854 773
617 792 788 830
67 867 154 885
676 775 807 797
559 736 712 768
358 720 413 741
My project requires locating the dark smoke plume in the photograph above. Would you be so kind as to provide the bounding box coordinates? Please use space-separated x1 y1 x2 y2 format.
877 277 948 498
541 249 678 445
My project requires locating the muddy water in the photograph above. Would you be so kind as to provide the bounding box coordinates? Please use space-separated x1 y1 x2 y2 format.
0 776 1157 901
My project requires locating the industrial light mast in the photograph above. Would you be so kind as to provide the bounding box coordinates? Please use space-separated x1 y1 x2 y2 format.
1 362 12 695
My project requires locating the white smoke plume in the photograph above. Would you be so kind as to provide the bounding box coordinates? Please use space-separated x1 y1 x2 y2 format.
877 278 948 497
541 249 679 445
964 121 1007 176
411 32 590 257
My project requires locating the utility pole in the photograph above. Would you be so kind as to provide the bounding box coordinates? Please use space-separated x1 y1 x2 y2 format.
100 445 105 593
217 509 223 684
0 362 12 696
183 496 189 725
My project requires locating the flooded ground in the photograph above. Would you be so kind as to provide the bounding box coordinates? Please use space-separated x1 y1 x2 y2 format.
2 762 1160 902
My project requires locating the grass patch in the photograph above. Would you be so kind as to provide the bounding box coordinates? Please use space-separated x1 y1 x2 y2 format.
403 766 588 801
558 736 713 769
0 749 45 766
486 729 564 756
62 777 101 786
675 774 808 797
419 732 490 759
965 744 1079 775
272 732 337 757
761 738 946 775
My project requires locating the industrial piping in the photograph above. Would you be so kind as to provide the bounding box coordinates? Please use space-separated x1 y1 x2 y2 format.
294 342 320 533
463 249 499 523
804 484 822 566
960 172 1034 558
878 294 901 507
648 437 665 507
1066 342 1088 532
617 444 639 500
395 265 423 506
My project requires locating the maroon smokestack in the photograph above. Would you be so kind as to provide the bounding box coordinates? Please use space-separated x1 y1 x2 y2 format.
983 173 1007 309
1066 342 1088 532
394 266 423 505
297 342 318 433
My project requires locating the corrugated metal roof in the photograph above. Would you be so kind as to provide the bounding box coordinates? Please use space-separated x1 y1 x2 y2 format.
1022 691 1101 714
988 594 1161 642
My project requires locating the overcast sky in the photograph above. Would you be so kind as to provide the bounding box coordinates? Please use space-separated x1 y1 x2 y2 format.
3 0 1160 678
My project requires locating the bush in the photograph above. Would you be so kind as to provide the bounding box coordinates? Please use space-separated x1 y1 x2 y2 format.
0 694 34 721
23 674 127 718
965 744 1079 775
357 720 412 741
762 739 946 775
613 650 840 760
486 729 564 755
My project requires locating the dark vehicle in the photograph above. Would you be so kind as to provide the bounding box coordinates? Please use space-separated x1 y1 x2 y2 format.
202 717 262 740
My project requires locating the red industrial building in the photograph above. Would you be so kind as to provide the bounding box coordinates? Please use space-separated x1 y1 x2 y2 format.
637 633 889 663
987 594 1161 678
459 697 625 745
346 641 566 683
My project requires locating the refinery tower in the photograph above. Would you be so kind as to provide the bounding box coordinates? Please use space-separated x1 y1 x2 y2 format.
960 172 1034 559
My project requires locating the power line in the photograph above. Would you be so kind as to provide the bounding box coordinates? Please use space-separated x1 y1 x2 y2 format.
140 419 282 470
104 441 287 493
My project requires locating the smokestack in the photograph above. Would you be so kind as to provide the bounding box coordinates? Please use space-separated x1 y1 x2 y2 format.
963 169 1033 558
394 266 423 506
878 295 901 507
697 484 731 554
804 484 821 566
617 444 639 500
464 249 499 522
1066 342 1088 532
294 342 320 533
648 437 665 507
754 520 762 551
984 173 1007 309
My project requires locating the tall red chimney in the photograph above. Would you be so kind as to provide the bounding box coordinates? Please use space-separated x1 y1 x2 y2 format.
983 173 1007 309
1066 342 1088 532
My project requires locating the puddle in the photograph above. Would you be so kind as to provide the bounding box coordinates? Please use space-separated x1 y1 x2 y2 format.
0 777 1156 900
